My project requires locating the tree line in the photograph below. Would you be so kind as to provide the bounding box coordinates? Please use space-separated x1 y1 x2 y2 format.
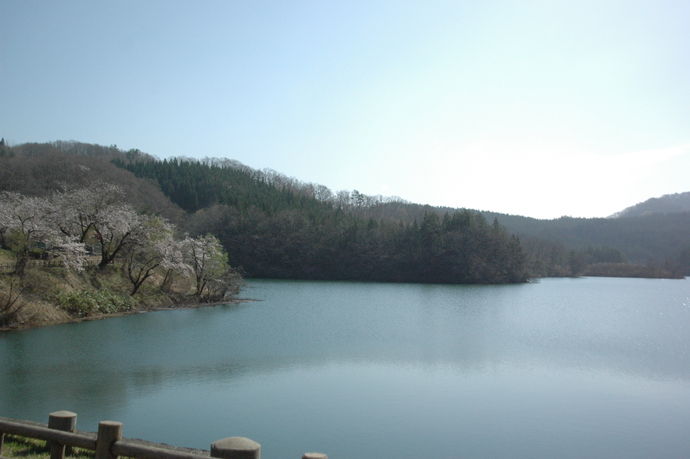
13 140 683 283
115 157 529 284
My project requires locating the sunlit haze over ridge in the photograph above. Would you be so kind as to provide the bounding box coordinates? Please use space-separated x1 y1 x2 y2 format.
1 1 688 220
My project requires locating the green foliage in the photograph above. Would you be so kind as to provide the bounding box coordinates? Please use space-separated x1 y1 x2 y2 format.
210 206 528 284
113 157 330 216
111 157 529 284
57 289 135 317
581 246 627 264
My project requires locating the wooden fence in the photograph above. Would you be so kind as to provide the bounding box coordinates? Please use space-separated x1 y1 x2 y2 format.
0 411 327 459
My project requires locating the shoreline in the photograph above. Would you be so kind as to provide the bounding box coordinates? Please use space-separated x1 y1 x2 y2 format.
0 297 257 333
4 273 684 334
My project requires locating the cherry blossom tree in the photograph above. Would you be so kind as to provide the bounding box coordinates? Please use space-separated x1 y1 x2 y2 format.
91 203 143 267
0 191 90 273
50 181 126 244
0 192 58 274
1 185 243 301
54 240 89 272
181 234 241 301
47 182 148 269
123 217 191 295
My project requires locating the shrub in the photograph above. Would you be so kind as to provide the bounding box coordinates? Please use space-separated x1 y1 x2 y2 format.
57 289 135 317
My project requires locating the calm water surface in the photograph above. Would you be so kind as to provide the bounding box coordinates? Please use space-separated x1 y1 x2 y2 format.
1 277 689 458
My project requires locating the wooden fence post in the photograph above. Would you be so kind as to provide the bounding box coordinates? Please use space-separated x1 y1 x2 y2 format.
211 437 260 459
0 431 4 457
302 454 327 459
49 411 77 459
95 421 122 459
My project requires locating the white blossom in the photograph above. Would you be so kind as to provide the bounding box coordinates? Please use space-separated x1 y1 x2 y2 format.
55 240 88 272
180 234 234 299
50 181 127 243
0 192 58 250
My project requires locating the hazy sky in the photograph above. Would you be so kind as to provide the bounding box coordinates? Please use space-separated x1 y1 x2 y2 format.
2 1 689 219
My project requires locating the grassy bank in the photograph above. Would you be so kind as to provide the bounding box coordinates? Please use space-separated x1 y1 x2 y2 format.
2 435 93 459
0 258 243 331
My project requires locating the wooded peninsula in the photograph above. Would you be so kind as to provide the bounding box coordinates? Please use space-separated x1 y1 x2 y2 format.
1 140 687 329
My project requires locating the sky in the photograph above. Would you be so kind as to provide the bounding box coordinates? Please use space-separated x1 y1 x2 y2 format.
1 1 689 219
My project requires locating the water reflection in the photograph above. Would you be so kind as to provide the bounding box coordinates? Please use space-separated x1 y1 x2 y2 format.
1 278 689 458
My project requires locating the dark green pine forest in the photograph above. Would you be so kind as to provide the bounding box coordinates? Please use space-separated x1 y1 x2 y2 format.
112 157 528 283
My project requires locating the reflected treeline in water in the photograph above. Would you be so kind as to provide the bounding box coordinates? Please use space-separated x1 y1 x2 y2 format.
0 324 130 428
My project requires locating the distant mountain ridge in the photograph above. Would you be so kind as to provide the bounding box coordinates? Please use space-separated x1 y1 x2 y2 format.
610 192 690 218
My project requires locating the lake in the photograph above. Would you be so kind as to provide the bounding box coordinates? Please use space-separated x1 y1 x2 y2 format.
1 277 689 459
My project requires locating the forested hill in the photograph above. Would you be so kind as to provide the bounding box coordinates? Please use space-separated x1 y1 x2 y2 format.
479 211 690 274
610 192 690 218
0 141 183 221
0 141 528 284
112 156 333 216
113 155 689 278
300 196 690 274
3 140 687 279
113 155 528 283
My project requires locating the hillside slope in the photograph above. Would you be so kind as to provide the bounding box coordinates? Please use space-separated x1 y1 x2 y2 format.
1 141 529 284
0 141 183 221
3 140 687 278
610 192 690 218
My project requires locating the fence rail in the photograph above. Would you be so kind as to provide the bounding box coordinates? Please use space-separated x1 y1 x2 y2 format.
0 411 327 459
